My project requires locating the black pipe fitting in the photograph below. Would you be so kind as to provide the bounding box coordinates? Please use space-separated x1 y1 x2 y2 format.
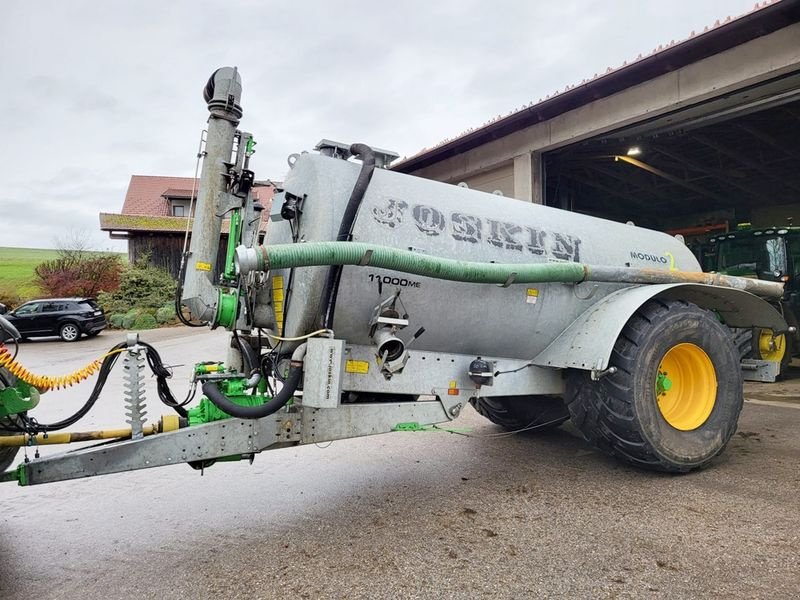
201 361 302 420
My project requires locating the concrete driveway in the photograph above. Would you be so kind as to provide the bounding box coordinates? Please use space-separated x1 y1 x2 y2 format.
0 327 798 599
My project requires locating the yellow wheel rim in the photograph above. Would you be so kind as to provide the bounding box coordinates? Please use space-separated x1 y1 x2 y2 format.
758 330 786 363
655 343 717 431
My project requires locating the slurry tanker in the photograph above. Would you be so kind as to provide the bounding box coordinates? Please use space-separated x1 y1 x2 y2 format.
0 67 788 485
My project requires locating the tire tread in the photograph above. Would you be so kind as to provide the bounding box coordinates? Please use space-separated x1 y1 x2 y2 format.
470 395 569 431
565 300 741 473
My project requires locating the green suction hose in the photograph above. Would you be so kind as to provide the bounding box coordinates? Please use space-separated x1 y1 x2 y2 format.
235 242 784 298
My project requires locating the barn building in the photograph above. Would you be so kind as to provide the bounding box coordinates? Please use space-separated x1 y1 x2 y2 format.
394 0 800 261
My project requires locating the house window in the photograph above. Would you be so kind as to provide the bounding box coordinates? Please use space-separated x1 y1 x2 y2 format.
172 204 186 217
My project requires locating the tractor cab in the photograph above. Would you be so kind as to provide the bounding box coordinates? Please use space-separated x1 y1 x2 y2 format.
708 226 800 298
708 226 800 374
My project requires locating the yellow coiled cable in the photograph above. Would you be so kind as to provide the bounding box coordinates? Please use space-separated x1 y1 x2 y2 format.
0 344 125 391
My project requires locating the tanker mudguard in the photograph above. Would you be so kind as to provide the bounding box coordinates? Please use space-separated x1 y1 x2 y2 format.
531 283 787 372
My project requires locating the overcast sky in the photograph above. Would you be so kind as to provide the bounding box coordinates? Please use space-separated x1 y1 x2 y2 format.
0 0 759 251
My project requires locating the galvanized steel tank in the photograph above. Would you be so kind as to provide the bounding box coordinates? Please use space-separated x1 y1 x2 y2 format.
262 152 698 359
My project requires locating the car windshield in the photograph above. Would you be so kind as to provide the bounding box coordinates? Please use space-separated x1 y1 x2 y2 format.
79 300 100 311
717 235 786 277
14 303 39 315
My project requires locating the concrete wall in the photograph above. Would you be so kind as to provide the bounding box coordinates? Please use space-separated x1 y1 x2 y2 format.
409 23 800 204
456 162 514 197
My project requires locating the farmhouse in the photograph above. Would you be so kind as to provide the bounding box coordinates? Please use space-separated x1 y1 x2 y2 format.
99 175 275 278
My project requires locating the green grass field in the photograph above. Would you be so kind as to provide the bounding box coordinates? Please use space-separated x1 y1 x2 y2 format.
0 247 125 304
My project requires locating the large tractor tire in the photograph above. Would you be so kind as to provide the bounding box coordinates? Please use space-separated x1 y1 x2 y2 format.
730 327 754 362
566 299 742 473
470 395 569 431
0 370 21 473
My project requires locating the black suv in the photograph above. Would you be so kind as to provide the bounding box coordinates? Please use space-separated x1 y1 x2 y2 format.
0 298 107 342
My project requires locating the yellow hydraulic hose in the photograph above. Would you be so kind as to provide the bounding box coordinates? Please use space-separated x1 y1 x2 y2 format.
0 344 125 391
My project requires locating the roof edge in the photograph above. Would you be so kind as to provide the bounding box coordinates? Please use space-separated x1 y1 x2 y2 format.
394 0 800 174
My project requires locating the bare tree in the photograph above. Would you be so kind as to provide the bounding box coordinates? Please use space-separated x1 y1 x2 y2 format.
38 228 123 297
54 228 93 262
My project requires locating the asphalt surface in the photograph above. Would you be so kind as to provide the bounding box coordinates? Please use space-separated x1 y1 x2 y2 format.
0 328 798 599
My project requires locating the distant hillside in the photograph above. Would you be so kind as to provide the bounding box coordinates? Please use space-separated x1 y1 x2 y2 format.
0 247 126 304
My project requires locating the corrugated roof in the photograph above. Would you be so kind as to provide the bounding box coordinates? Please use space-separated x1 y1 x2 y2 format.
394 0 800 173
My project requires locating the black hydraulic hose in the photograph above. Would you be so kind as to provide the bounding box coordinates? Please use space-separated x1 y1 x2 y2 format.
175 253 208 327
139 342 189 418
201 361 302 419
1 340 193 435
234 331 259 375
16 342 128 432
319 143 376 329
336 144 377 241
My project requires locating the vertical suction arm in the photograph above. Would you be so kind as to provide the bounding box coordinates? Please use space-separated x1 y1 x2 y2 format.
181 67 244 324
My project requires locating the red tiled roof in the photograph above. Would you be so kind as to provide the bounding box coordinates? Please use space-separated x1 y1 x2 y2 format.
122 175 194 216
106 175 276 234
121 175 275 216
161 188 195 198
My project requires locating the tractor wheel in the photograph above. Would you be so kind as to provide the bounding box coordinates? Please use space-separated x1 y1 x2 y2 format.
565 299 742 473
730 327 753 362
469 395 569 431
0 370 21 473
752 327 792 373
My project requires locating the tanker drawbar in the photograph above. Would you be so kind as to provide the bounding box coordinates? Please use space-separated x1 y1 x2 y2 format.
1 67 790 486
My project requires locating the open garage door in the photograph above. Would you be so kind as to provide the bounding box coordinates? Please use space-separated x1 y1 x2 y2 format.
543 71 800 253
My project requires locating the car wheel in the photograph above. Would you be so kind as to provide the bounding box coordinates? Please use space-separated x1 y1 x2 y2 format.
59 322 81 342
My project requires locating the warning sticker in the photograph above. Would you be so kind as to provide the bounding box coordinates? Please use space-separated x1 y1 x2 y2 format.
272 276 285 334
526 288 539 304
345 360 370 374
195 261 212 272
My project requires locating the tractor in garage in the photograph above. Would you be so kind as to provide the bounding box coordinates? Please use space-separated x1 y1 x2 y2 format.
706 225 800 376
0 67 791 485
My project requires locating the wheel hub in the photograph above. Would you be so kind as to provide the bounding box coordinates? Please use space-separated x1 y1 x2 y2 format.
758 330 786 363
655 343 717 431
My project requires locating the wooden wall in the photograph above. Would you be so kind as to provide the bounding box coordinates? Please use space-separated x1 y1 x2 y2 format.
129 234 228 279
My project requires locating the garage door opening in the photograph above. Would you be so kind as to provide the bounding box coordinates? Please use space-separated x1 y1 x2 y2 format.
543 72 800 258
